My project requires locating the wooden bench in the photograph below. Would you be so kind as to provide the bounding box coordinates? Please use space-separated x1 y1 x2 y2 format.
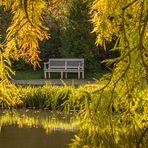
44 58 84 79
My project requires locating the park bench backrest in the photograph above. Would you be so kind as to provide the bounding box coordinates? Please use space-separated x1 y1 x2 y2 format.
45 58 84 70
49 60 65 69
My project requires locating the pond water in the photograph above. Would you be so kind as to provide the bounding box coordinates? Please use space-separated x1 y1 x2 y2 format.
0 109 78 148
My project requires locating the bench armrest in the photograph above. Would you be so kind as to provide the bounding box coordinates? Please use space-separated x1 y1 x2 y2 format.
78 63 84 70
44 62 50 70
44 62 49 64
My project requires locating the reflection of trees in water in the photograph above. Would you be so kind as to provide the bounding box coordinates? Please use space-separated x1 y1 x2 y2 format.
0 109 79 134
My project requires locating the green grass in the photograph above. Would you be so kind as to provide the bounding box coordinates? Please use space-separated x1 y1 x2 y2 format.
12 69 107 80
12 69 44 80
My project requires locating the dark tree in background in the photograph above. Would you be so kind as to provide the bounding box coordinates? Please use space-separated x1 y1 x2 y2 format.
40 15 62 62
0 7 12 42
60 0 100 73
98 37 120 70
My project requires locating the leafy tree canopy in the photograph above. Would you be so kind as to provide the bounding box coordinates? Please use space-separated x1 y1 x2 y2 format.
0 0 69 82
0 1 147 147
0 0 69 107
65 0 148 147
91 0 148 88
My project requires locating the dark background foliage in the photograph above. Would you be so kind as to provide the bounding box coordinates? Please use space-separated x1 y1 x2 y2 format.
0 0 119 76
60 0 100 73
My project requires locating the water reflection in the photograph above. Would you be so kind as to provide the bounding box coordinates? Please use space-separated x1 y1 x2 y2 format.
0 109 78 148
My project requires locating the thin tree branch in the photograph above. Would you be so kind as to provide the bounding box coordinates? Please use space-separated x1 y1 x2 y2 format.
122 0 138 10
136 127 148 148
139 15 148 68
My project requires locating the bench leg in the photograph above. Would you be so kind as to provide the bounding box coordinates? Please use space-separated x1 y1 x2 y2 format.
65 72 67 79
78 72 80 79
44 72 46 79
48 72 51 79
61 72 63 79
82 72 84 79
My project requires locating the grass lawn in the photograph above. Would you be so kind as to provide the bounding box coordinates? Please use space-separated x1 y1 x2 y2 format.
12 69 107 80
12 69 44 80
